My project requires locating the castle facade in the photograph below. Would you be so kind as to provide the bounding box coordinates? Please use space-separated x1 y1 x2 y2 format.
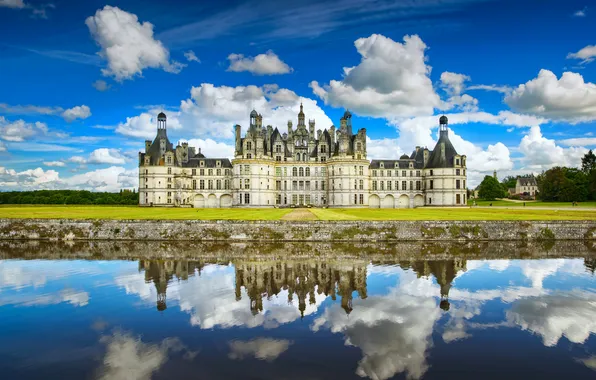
138 109 467 208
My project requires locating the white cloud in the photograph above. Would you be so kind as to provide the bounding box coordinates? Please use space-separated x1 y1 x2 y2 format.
0 165 138 192
440 71 470 96
0 116 47 142
184 50 200 63
366 137 402 160
227 50 292 75
311 34 440 118
466 84 512 94
567 45 596 65
0 0 25 8
61 105 91 122
505 69 596 123
43 161 66 167
573 7 587 17
86 6 185 81
519 126 587 170
115 112 183 139
97 332 193 380
182 139 235 158
506 292 596 347
92 80 110 91
228 338 292 362
0 103 92 121
88 148 127 165
558 137 596 147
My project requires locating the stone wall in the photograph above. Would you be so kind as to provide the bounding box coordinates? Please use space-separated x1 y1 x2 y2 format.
1 219 595 242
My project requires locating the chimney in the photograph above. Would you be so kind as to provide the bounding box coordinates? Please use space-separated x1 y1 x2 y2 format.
145 140 151 153
234 124 242 155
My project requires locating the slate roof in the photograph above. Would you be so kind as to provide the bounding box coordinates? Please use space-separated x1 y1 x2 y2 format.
518 176 537 187
425 131 460 169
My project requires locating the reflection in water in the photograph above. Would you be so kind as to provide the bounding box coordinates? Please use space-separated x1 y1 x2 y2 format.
1 242 595 380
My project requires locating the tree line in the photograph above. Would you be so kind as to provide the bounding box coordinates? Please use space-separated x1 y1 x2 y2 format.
476 150 596 202
0 189 138 205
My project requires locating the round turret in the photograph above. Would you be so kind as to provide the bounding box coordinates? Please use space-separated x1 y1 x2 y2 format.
158 112 167 120
400 154 409 159
439 115 448 125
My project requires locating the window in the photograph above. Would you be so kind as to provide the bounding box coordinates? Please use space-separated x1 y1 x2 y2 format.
306 181 311 190
456 169 460 176
247 142 252 150
244 193 250 204
200 169 204 176
354 194 358 204
276 156 281 161
225 180 229 189
410 181 413 190
359 166 364 176
239 193 243 204
167 167 172 175
359 194 364 205
357 142 362 151
387 170 391 177
416 170 420 177
244 165 250 175
192 169 196 175
208 180 213 190
292 181 298 190
303 153 307 161
410 171 413 177
456 180 461 189
276 145 281 153
244 179 250 189
299 181 304 191
373 181 378 191
217 169 221 176
321 145 326 153
380 181 384 191
167 156 172 164
321 167 327 176
284 181 288 190
456 194 461 204
192 180 197 190
293 167 298 176
429 180 434 190
321 181 326 190
246 153 252 159
167 184 172 189
200 180 205 190
428 198 432 204
216 161 221 167
208 169 213 176
315 181 318 190
276 194 281 204
200 161 204 167
402 181 407 191
456 159 460 165
373 170 377 177
217 180 221 190
387 181 392 191
167 177 172 183
299 167 304 177
276 168 282 176
296 153 300 161
359 180 364 190
306 167 310 176
276 181 281 190
416 181 421 191
463 180 466 188
430 170 433 176
402 170 406 177
292 194 298 205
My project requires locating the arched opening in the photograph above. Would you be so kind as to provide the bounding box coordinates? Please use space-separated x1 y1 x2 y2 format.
398 194 410 208
369 194 380 208
220 194 232 207
207 194 217 208
381 194 395 209
193 194 205 208
414 194 424 207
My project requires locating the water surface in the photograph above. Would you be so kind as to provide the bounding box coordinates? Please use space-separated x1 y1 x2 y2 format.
1 241 596 379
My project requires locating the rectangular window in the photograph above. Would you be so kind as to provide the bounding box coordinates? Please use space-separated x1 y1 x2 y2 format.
359 180 364 190
276 181 281 190
456 169 461 176
292 181 297 190
225 180 229 189
276 168 282 176
208 169 213 176
359 194 364 205
217 180 221 190
315 181 318 190
402 181 407 191
373 181 378 191
167 167 172 175
321 181 326 190
430 180 434 190
192 180 196 190
244 193 250 204
244 179 250 190
306 181 311 190
354 194 358 204
192 169 196 175
416 170 420 177
200 180 205 190
292 194 298 204
208 180 213 190
416 181 421 190
456 194 461 204
402 170 406 177
380 181 384 190
359 166 364 176
373 170 377 177
306 195 311 204
217 169 221 176
430 170 433 176
410 181 413 190
200 169 204 176
284 181 288 190
387 181 392 191
456 180 461 189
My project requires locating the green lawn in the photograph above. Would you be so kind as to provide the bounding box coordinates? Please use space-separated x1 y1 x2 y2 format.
0 205 292 220
310 208 596 221
0 205 594 221
468 199 596 208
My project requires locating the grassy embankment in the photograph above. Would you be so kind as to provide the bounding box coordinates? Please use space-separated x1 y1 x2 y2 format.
0 205 595 221
468 199 596 208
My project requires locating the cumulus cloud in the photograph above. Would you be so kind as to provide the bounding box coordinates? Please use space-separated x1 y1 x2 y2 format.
0 165 138 192
567 45 596 65
519 126 587 170
505 69 596 123
311 34 440 118
440 72 470 96
182 139 235 158
0 0 54 18
227 50 292 75
184 50 200 63
0 103 91 121
86 6 185 81
97 332 195 380
92 80 111 92
228 338 292 362
466 84 512 94
0 116 47 142
115 112 183 139
88 148 127 165
506 292 596 347
61 105 91 122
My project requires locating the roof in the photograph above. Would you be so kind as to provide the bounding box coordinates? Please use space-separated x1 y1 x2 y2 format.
182 158 233 168
369 160 416 169
425 130 460 169
158 112 167 119
439 115 448 124
143 128 175 165
518 176 537 186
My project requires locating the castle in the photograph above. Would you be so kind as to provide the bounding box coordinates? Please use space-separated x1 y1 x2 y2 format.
138 108 467 208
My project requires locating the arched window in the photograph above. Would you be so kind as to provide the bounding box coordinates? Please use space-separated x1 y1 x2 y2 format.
306 167 310 176
247 142 252 150
303 153 307 161
292 167 298 176
296 153 300 161
299 167 304 176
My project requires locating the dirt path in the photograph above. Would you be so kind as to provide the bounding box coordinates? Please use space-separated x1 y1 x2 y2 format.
281 209 319 220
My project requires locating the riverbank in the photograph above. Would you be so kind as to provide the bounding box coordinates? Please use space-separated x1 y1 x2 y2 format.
1 219 595 242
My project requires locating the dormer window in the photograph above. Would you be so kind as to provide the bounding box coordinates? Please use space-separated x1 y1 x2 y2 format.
167 156 172 164
380 162 384 169
456 158 460 166
216 161 221 167
200 161 204 167
247 142 252 150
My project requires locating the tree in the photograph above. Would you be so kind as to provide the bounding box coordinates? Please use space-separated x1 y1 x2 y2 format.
478 175 505 200
538 167 589 202
501 176 517 191
582 150 596 173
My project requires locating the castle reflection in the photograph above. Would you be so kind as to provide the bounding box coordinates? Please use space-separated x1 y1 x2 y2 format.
139 258 467 314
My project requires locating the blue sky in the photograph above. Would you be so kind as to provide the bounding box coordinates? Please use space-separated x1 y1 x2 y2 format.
1 0 595 190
